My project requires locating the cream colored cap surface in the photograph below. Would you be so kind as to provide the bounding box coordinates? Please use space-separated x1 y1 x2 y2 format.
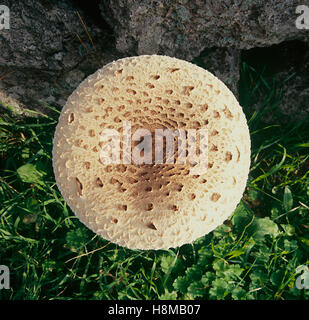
52 55 251 250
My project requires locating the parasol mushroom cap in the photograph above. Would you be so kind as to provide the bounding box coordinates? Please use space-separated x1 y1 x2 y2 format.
52 55 251 250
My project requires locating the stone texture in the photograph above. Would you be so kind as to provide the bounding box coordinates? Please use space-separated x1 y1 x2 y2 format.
242 41 309 123
194 47 241 96
267 44 309 122
279 71 309 121
100 0 309 60
0 0 121 116
1 0 308 120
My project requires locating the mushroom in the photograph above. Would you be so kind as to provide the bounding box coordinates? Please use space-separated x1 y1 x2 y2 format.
52 55 250 250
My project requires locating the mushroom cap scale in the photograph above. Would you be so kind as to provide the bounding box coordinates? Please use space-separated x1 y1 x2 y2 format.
52 55 251 250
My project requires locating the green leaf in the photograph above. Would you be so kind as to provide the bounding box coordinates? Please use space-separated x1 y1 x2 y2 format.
300 236 309 251
213 259 228 276
227 248 247 259
224 264 244 281
65 228 89 253
253 247 272 265
249 217 279 242
283 239 298 252
213 260 244 282
187 281 205 298
159 289 177 300
17 162 47 186
201 272 215 287
197 248 213 266
160 255 175 274
270 205 280 220
281 225 295 237
213 223 231 238
248 188 262 202
173 276 188 295
21 147 31 159
283 186 293 212
249 269 268 289
231 287 246 300
209 278 229 300
185 265 203 281
270 269 284 287
294 142 309 148
231 202 253 234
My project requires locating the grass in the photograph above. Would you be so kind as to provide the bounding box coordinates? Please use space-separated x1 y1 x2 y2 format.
0 61 308 300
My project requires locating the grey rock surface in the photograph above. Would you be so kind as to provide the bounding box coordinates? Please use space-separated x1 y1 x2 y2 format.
100 0 309 60
243 41 309 123
195 47 241 96
0 0 308 121
0 0 121 116
272 50 309 122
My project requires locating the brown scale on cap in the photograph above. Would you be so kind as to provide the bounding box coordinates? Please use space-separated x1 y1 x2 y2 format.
52 55 251 250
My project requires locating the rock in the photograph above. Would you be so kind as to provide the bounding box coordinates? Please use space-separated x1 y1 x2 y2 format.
274 52 309 122
100 0 309 60
242 41 309 123
1 0 308 121
194 47 241 96
0 0 121 116
279 72 309 121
